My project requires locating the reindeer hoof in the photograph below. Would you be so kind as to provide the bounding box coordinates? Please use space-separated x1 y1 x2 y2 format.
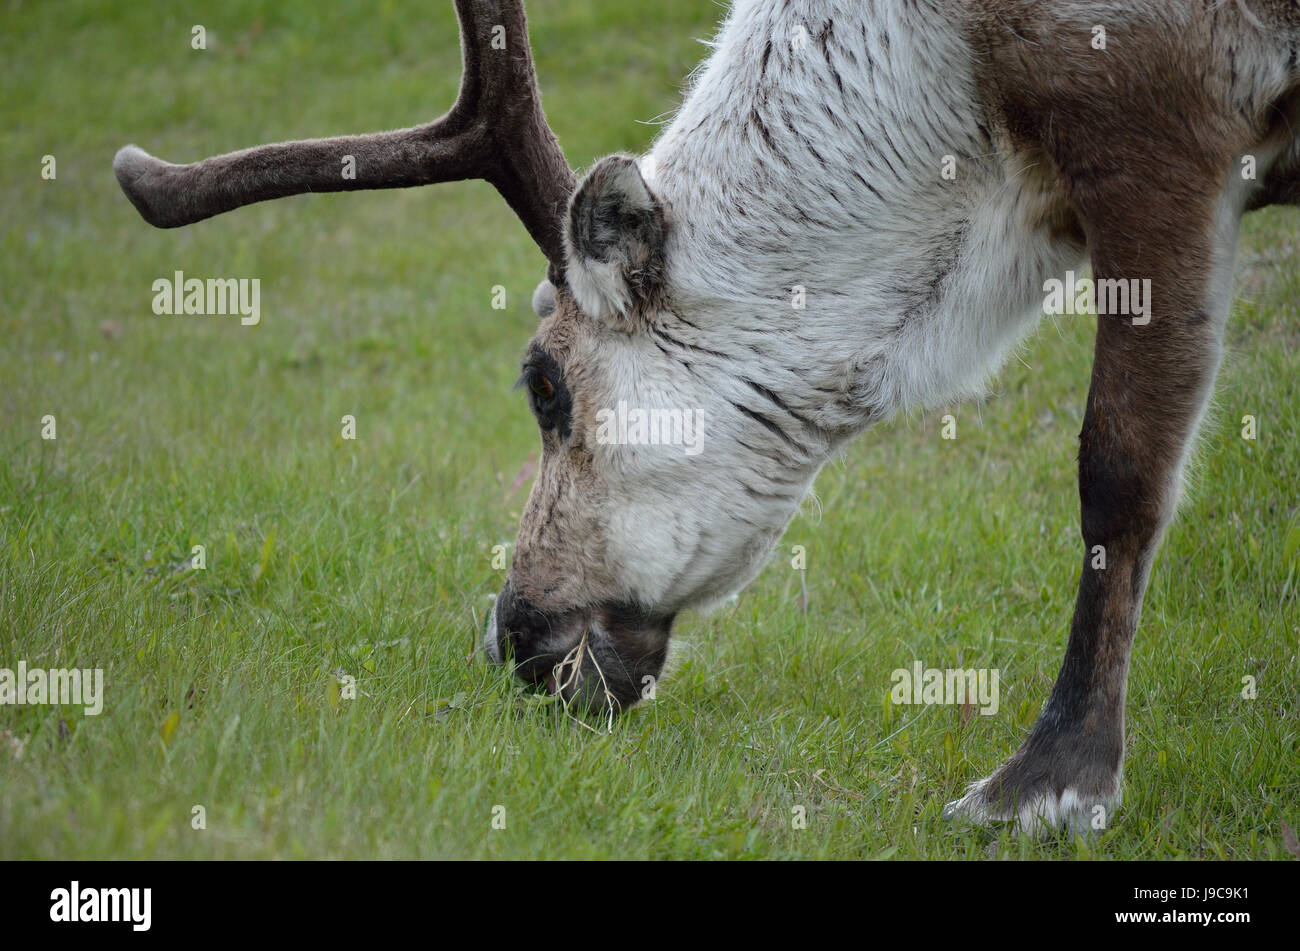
944 769 1119 837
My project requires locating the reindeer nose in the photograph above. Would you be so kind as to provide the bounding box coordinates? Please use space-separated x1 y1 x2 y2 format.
487 581 551 672
484 584 519 666
486 580 677 714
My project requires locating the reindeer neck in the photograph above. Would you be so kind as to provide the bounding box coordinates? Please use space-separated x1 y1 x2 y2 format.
645 0 1083 437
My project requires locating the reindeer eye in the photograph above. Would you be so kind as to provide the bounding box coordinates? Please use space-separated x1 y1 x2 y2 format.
517 349 572 441
529 374 555 401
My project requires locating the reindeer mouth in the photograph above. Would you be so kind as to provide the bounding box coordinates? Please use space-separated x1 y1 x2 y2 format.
487 584 674 715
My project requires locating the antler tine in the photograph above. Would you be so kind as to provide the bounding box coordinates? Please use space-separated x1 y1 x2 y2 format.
113 0 575 269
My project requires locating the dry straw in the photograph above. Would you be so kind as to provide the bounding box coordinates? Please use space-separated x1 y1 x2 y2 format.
551 630 618 734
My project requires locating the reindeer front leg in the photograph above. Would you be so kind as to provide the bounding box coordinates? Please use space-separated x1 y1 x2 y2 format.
947 174 1240 834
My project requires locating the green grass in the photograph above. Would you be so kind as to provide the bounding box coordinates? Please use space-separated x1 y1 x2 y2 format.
1 0 1297 860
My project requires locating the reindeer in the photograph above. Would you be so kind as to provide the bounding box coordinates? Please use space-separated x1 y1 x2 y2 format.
113 0 1300 833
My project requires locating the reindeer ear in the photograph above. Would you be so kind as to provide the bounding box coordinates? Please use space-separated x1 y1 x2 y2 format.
564 155 665 323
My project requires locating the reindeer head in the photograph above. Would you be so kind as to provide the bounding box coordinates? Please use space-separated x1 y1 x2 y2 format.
115 0 819 718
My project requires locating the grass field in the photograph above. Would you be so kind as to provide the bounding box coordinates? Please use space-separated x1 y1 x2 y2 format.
2 0 1297 860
